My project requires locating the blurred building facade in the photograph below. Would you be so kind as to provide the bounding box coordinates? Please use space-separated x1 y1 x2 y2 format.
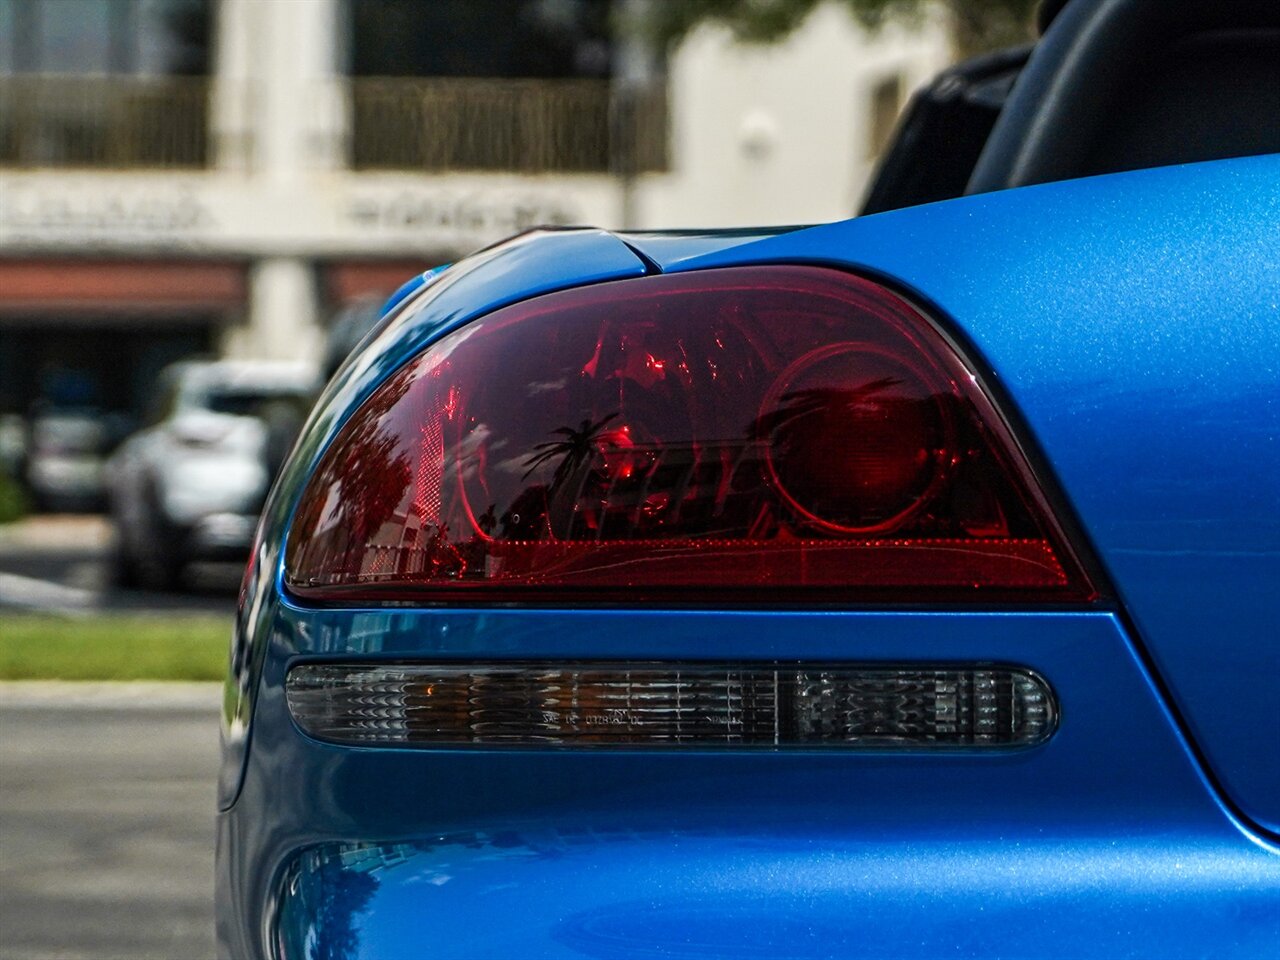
0 0 949 425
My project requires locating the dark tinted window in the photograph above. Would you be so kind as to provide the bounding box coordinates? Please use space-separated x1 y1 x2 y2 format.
0 0 211 76
145 373 182 427
204 389 310 418
348 0 613 78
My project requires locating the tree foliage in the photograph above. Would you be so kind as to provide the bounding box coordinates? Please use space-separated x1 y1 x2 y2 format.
640 0 1040 56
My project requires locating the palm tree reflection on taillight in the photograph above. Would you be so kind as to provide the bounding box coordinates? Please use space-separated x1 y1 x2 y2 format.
286 266 1095 604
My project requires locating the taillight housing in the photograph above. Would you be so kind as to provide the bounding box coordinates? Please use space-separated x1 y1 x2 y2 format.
286 266 1094 603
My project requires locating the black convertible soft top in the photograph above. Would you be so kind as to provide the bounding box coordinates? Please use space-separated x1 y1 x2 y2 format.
864 0 1280 213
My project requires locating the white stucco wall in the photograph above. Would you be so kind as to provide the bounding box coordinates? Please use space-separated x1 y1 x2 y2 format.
637 4 952 228
0 1 954 362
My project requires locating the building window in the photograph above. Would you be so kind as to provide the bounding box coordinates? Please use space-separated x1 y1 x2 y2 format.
347 0 613 80
0 0 211 77
345 0 667 174
0 0 212 168
868 73 904 159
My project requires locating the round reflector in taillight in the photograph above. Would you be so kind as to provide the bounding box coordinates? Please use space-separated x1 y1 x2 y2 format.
759 341 956 534
285 266 1094 603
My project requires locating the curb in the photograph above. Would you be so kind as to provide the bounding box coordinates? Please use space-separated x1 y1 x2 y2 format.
0 680 223 710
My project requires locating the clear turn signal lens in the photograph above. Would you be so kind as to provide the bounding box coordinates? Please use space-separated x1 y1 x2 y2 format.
286 662 1056 749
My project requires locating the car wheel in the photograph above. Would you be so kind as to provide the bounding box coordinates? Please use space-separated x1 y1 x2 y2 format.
110 531 143 589
136 482 188 593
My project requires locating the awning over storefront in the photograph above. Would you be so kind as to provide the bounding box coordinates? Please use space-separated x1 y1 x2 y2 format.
325 260 435 305
0 259 248 318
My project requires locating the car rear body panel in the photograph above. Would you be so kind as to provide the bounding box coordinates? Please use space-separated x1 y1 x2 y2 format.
217 228 650 812
666 155 1280 836
217 159 1280 958
223 602 1278 959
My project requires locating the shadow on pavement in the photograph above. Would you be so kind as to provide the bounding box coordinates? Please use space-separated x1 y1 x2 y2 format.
0 515 238 616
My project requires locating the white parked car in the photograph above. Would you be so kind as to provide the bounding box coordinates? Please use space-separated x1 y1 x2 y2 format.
106 360 317 590
24 406 117 512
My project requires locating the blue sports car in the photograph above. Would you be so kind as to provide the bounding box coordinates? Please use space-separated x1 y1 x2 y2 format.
217 1 1280 957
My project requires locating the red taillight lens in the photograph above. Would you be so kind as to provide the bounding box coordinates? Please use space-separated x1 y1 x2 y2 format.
286 267 1094 603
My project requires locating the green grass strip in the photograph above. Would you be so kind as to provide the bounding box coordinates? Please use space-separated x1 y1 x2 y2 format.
0 614 231 681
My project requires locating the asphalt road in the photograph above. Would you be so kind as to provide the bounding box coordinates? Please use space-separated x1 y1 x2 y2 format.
0 515 237 615
0 684 221 960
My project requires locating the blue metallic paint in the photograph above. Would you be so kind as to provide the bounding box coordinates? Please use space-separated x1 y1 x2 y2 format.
615 227 808 270
218 161 1280 958
379 265 450 319
668 155 1280 836
279 834 1279 959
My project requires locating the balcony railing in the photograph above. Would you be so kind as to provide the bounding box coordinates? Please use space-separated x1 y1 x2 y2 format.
349 77 668 174
0 75 208 169
0 75 666 175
